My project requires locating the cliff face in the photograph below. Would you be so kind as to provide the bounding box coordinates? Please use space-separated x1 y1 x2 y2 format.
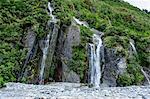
0 0 150 87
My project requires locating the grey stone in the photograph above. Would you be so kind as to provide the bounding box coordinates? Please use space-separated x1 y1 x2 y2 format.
63 70 80 83
117 58 127 75
1 83 150 99
102 48 120 87
61 61 80 83
24 27 36 50
142 95 150 99
63 24 80 60
102 46 128 87
54 23 81 83
18 27 37 81
44 22 59 80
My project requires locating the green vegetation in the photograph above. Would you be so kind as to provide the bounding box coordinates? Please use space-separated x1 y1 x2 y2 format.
53 0 150 85
0 0 149 87
127 56 144 84
117 72 134 86
0 0 49 87
70 26 93 81
118 56 144 86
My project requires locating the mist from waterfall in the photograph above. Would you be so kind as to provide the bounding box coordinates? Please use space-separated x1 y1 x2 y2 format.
39 2 56 84
73 17 103 87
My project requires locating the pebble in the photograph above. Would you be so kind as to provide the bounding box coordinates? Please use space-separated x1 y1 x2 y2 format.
0 82 150 99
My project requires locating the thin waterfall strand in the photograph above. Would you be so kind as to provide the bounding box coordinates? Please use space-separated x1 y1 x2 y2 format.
39 34 50 84
39 2 56 84
48 2 55 20
130 41 150 85
129 41 137 54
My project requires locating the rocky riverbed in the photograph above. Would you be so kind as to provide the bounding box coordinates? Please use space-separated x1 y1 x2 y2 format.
0 82 150 99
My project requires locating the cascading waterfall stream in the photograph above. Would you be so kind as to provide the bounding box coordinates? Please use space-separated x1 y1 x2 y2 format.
73 17 103 87
73 17 88 27
48 2 55 20
129 41 137 55
39 34 50 84
48 2 57 23
39 2 57 84
129 41 150 85
89 34 103 87
88 44 94 84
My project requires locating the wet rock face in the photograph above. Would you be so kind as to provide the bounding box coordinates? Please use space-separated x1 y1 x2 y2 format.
24 27 36 50
23 27 37 63
44 22 59 80
63 24 81 83
24 22 81 83
63 24 80 60
54 24 80 83
19 27 38 81
117 58 127 75
102 48 127 87
61 24 80 83
20 22 60 83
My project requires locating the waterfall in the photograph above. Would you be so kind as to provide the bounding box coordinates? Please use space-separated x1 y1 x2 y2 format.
130 40 150 85
88 34 103 87
73 17 103 87
73 17 88 27
48 2 55 20
129 41 137 55
39 34 50 84
48 2 57 23
39 2 57 84
141 68 150 85
88 44 94 84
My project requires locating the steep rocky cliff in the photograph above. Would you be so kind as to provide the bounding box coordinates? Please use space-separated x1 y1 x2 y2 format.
0 0 150 87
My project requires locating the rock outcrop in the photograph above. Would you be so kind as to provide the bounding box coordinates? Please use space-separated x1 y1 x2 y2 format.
102 48 127 87
54 23 81 83
18 1 149 87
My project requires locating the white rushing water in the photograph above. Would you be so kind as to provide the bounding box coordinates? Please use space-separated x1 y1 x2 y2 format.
89 44 95 84
73 17 103 87
73 17 88 27
48 2 55 21
89 34 103 87
39 2 56 84
39 34 50 84
130 40 150 85
129 41 137 54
